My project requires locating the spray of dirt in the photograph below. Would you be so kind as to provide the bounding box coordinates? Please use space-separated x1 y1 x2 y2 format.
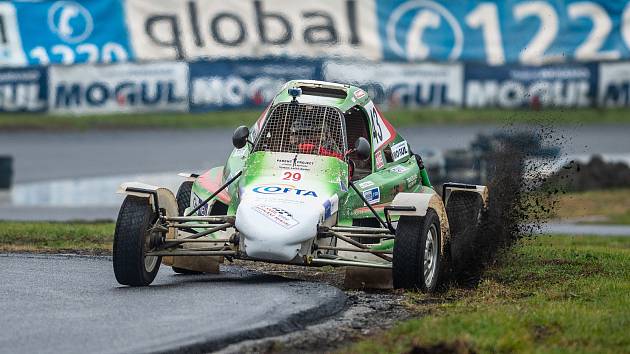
449 124 564 287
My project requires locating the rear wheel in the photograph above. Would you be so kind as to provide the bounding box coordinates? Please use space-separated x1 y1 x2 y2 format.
176 181 193 216
445 192 485 285
173 181 204 275
393 210 444 292
113 196 162 286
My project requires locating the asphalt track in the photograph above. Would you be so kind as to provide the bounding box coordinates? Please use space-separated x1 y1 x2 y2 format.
0 254 346 354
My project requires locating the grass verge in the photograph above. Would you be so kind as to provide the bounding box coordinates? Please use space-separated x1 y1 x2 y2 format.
2 108 630 131
554 189 630 225
0 221 114 254
344 235 630 354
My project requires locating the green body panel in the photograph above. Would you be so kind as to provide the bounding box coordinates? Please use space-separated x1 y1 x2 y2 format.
236 151 349 210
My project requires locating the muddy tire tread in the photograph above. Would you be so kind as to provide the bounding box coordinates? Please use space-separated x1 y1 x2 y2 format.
113 196 160 286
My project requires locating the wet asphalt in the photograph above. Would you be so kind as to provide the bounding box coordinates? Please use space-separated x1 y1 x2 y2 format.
0 254 346 354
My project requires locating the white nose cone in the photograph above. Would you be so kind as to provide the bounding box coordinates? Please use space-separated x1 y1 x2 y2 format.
236 199 321 262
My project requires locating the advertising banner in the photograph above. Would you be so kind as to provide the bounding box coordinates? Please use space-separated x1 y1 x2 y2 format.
324 61 463 108
190 58 323 112
598 62 630 107
50 62 188 114
464 63 598 108
125 0 380 62
4 0 132 66
377 0 630 65
0 3 28 67
0 67 47 112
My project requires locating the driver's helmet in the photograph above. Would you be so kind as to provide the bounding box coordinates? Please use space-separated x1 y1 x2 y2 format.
290 117 321 144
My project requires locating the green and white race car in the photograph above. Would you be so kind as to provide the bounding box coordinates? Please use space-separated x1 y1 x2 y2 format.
113 80 488 292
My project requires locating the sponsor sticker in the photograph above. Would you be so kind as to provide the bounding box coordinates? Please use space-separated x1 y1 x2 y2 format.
252 184 318 197
391 141 409 161
362 187 380 205
276 154 315 171
406 174 418 188
322 194 339 219
254 205 299 229
353 89 366 99
191 193 209 216
358 180 375 189
389 165 408 174
375 150 385 170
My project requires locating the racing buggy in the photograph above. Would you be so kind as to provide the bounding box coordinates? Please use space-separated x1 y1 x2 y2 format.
113 80 488 292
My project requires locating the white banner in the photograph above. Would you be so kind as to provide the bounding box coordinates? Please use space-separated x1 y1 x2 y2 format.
125 0 380 61
49 62 189 114
0 3 27 67
324 61 463 108
599 62 630 107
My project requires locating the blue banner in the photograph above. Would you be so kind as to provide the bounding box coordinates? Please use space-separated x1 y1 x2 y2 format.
11 0 132 66
0 67 47 112
464 62 598 108
377 0 630 65
189 58 324 112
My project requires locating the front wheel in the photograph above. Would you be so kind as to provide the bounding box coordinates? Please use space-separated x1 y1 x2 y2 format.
113 196 162 286
393 210 444 292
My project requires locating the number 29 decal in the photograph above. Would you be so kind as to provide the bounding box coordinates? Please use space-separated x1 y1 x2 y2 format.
282 171 301 181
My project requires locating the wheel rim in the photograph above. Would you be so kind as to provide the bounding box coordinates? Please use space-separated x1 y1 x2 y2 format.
423 224 439 288
143 229 158 273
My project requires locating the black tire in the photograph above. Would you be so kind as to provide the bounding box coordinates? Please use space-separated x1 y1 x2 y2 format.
175 180 208 275
393 209 444 292
172 266 203 275
113 196 161 286
445 192 484 285
176 181 193 216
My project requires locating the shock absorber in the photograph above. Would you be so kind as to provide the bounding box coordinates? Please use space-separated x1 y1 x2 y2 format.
414 153 432 188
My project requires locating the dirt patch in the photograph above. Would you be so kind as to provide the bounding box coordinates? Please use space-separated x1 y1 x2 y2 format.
0 246 111 256
531 322 562 342
217 287 414 354
405 339 476 354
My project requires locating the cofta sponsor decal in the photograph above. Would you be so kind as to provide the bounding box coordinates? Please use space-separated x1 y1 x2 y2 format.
252 184 318 197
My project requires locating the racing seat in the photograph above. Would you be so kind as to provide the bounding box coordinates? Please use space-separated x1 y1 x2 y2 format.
344 106 372 181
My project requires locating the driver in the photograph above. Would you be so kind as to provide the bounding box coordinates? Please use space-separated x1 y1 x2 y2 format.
289 118 343 159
